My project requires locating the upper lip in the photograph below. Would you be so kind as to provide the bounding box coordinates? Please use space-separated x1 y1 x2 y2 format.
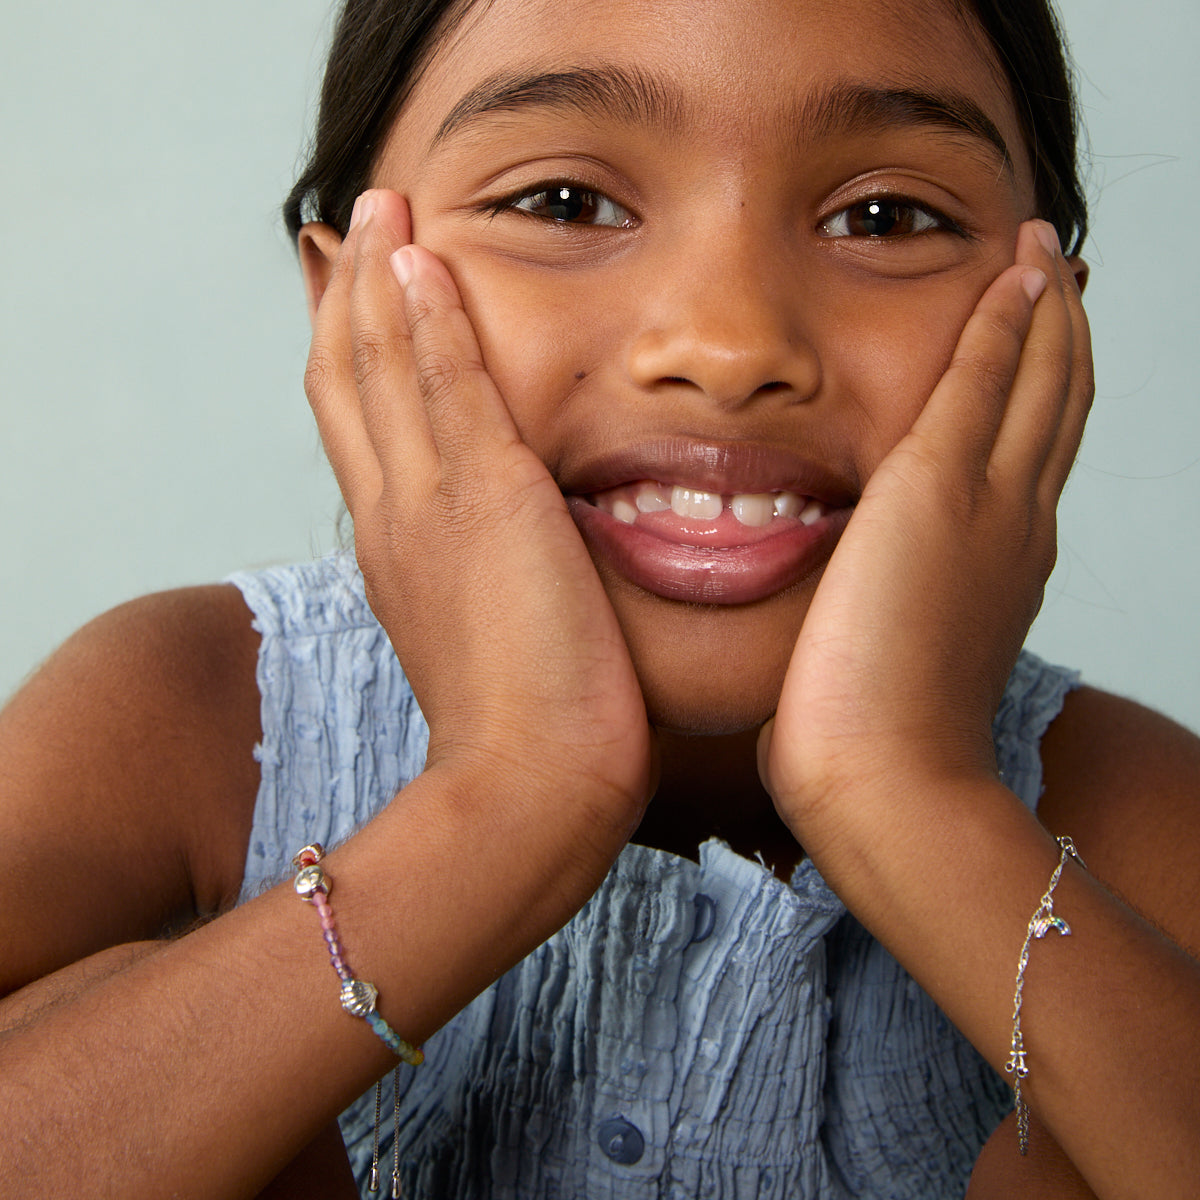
558 437 858 507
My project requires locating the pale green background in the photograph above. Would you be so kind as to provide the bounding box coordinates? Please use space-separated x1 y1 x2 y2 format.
3 1 1198 731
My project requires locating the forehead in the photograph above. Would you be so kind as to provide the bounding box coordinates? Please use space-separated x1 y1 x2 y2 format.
393 0 1027 180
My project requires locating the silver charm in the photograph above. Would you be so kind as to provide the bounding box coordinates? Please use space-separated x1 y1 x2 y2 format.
294 863 329 899
340 978 379 1017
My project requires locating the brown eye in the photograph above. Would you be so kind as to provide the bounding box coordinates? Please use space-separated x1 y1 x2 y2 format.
821 199 943 238
511 185 632 227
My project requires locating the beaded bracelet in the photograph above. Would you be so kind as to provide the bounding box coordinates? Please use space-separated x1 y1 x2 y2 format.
1004 835 1085 1155
292 843 424 1066
293 844 422 1196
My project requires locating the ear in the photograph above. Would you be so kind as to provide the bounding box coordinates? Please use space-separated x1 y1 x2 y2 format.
1066 255 1089 296
297 223 345 328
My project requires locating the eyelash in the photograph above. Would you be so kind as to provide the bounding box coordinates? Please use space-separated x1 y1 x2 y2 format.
487 182 964 241
819 197 965 240
486 183 635 228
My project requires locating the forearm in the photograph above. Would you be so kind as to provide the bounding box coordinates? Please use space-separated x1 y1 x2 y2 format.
2 947 361 1199
0 762 628 1198
1 940 168 1035
796 776 1200 1200
967 1112 1097 1199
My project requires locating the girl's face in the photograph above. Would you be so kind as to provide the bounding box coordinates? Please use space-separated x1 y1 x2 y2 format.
366 0 1037 734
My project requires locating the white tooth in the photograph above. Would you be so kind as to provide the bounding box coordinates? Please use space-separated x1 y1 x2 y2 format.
773 492 803 519
671 486 723 520
799 499 825 526
612 497 639 525
730 493 775 527
635 482 672 513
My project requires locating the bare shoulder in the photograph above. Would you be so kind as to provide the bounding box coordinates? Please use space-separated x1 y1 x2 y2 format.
0 584 262 994
1039 685 1200 949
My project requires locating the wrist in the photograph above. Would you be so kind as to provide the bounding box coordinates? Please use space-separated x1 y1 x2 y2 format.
765 723 1000 848
424 721 653 848
399 751 647 935
313 762 640 1046
776 769 1035 917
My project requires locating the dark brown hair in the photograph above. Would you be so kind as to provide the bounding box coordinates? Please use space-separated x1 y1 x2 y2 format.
284 0 1088 254
283 0 470 239
956 0 1088 254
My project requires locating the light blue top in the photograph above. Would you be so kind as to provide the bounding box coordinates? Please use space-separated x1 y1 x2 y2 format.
230 553 1078 1199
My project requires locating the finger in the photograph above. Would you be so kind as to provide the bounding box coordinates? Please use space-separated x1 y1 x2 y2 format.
989 221 1080 494
390 243 523 467
909 256 1045 472
1038 249 1094 502
304 207 383 511
346 190 436 481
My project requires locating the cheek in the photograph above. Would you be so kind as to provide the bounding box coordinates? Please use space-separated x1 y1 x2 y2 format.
429 252 615 451
829 277 987 470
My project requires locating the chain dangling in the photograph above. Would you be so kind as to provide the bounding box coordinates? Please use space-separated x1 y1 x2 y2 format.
392 1066 403 1197
369 1079 383 1190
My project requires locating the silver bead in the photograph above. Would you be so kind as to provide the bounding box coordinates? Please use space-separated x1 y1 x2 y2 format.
290 842 326 871
340 978 379 1017
294 864 329 899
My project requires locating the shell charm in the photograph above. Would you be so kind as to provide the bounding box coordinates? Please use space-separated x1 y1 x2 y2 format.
340 978 379 1017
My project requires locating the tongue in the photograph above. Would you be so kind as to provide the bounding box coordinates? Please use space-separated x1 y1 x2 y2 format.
633 506 788 547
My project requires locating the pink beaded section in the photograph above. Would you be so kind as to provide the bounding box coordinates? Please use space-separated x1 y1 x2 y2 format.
292 844 424 1067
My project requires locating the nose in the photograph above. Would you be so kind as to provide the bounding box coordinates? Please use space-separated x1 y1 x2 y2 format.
625 225 820 409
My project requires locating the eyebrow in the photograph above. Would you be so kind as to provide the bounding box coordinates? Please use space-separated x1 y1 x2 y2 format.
432 64 684 147
431 64 1012 173
796 80 1012 173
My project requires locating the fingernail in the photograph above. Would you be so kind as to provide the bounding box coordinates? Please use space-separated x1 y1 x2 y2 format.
349 191 379 232
390 246 414 288
1020 267 1048 303
1034 221 1061 256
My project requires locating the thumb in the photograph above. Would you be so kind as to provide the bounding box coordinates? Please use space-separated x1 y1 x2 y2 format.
756 716 777 791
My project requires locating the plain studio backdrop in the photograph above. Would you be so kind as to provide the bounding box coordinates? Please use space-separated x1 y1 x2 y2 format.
2 1 1198 732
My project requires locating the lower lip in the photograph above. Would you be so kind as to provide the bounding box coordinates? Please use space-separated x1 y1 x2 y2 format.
567 498 852 605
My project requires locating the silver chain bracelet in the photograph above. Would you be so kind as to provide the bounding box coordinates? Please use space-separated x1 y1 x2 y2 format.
1005 835 1086 1154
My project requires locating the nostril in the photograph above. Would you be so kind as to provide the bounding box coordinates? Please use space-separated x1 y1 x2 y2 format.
628 324 820 408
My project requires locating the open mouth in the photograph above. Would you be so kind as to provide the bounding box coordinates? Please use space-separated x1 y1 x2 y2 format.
569 478 851 605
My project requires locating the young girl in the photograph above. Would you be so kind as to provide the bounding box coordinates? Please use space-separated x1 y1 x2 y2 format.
2 0 1198 1197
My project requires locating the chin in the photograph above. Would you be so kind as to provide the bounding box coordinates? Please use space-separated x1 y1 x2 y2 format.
614 591 798 737
650 707 771 738
638 665 783 737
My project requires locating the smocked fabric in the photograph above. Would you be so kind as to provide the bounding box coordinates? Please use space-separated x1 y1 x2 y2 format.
229 552 1079 1199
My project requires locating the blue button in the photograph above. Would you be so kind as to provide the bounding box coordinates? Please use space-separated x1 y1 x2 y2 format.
690 894 716 944
597 1117 645 1164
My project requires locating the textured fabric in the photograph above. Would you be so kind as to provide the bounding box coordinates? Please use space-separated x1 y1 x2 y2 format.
229 553 1079 1199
